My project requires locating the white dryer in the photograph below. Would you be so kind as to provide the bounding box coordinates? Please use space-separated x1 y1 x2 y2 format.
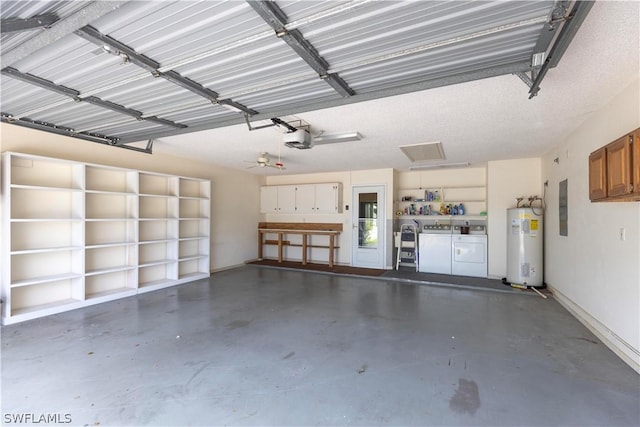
451 234 487 278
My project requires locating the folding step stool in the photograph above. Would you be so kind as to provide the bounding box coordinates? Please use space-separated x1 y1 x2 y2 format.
395 223 418 271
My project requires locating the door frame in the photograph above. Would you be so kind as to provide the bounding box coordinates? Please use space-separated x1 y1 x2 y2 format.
351 184 387 269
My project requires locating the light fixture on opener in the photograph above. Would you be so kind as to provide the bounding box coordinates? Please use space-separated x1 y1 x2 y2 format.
313 131 362 144
409 162 470 171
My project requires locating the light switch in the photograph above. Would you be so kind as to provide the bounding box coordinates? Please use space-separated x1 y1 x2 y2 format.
620 227 626 241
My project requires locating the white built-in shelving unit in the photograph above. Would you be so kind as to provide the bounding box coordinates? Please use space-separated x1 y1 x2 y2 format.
1 152 210 324
395 168 488 221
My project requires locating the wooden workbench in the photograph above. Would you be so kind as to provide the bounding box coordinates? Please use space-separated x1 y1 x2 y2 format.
258 222 343 267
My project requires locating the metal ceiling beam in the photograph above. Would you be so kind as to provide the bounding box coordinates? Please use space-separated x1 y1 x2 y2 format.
1 67 186 129
76 26 218 101
216 99 259 116
1 13 59 34
528 0 594 98
82 96 186 129
74 25 160 72
1 1 126 67
116 60 531 144
3 112 107 146
247 0 355 98
1 66 80 97
74 25 257 115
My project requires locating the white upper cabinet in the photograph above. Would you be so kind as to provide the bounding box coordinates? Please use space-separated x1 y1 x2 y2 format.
261 183 342 214
310 183 342 213
260 186 278 213
294 184 316 212
278 185 297 212
260 185 296 213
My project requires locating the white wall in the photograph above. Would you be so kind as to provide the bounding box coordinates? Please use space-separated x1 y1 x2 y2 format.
487 158 542 278
542 78 640 371
0 124 262 272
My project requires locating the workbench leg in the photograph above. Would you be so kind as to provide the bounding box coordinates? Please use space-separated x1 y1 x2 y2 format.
277 232 283 263
258 231 263 260
329 234 335 268
302 234 308 265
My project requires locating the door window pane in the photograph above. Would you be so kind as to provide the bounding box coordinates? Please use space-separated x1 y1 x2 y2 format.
358 193 378 248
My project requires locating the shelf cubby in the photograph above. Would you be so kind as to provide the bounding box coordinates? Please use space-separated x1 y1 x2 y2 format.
139 240 177 266
86 165 137 193
11 220 83 252
140 194 178 219
85 270 137 300
11 278 83 316
179 198 208 219
85 245 137 275
179 239 201 259
139 219 178 242
179 218 208 239
138 264 177 290
86 220 136 246
86 193 137 219
178 258 208 279
10 155 83 190
11 187 83 220
140 172 178 197
179 178 209 199
11 250 83 285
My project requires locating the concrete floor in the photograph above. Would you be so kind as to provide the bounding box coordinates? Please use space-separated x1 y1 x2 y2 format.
1 265 638 426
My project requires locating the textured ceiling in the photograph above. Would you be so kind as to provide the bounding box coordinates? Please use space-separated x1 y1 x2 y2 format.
1 1 638 175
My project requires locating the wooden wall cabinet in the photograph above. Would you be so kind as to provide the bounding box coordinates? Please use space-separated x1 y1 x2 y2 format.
1 152 211 324
589 128 639 202
607 136 632 197
633 128 640 197
588 147 607 200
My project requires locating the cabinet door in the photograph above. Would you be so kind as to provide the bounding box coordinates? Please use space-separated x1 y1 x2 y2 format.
607 136 632 198
295 184 316 213
589 147 607 201
277 185 296 213
315 183 340 213
632 129 640 196
260 186 278 213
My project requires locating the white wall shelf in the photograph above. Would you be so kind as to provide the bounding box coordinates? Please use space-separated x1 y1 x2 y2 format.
395 214 488 221
1 152 211 324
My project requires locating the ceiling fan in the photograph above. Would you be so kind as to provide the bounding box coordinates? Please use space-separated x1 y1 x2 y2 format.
245 152 285 170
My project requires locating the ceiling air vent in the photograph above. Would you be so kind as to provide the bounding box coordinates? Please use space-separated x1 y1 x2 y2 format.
399 142 445 162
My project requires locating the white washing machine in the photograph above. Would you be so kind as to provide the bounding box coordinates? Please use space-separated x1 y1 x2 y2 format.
451 234 487 277
418 232 452 274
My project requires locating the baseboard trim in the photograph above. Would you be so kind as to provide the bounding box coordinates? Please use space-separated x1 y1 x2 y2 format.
211 263 247 273
550 285 640 374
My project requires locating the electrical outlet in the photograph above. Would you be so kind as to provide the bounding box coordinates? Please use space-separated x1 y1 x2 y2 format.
620 227 626 241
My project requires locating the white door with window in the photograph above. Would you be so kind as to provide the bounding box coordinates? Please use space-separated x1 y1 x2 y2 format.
352 185 386 269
